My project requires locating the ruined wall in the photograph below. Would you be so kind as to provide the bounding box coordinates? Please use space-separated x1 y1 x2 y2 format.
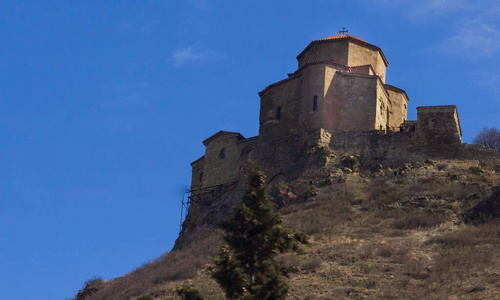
347 42 387 83
202 134 243 187
297 40 349 68
259 76 301 140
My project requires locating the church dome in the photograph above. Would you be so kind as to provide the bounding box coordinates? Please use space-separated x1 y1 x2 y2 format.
319 34 368 43
296 33 388 69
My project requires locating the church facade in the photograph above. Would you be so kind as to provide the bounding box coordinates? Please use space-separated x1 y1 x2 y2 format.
190 35 463 191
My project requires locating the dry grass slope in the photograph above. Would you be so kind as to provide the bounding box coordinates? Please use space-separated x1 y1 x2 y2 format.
78 158 500 300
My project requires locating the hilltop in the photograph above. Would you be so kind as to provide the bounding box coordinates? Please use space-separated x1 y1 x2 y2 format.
76 155 500 299
73 34 500 300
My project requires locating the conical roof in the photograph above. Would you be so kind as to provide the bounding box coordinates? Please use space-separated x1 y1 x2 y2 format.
320 34 368 43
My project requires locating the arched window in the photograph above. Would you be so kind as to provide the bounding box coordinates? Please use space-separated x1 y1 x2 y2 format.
219 148 225 159
199 172 203 182
276 107 282 120
313 95 318 111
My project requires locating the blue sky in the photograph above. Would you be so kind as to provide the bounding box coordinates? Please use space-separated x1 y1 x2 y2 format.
1 1 499 299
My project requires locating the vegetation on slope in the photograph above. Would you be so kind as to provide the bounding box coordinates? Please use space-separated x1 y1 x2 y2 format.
76 157 500 300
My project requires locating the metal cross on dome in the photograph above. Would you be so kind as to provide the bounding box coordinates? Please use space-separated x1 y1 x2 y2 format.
339 27 348 34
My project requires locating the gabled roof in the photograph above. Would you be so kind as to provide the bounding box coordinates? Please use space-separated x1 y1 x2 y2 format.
384 84 410 102
259 60 350 96
351 64 377 75
190 155 205 166
202 130 245 146
296 34 389 67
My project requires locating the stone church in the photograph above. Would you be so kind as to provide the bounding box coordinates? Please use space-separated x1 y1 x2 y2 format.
190 34 465 191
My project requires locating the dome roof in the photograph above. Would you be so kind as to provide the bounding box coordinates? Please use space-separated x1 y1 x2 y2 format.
319 34 368 43
297 34 388 67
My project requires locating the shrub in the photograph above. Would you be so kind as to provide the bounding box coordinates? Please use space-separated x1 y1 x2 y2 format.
392 210 446 229
75 276 105 300
439 246 454 257
341 154 360 171
301 257 323 271
463 186 500 225
83 276 104 289
437 163 448 171
429 250 492 283
375 244 393 258
472 126 500 149
429 221 500 248
469 166 485 175
175 284 205 300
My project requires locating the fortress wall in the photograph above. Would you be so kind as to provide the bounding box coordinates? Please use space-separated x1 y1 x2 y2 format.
203 135 242 187
297 41 349 68
259 76 301 140
257 133 320 181
326 125 500 166
347 42 386 83
328 128 467 163
416 106 462 146
329 130 424 161
459 144 500 165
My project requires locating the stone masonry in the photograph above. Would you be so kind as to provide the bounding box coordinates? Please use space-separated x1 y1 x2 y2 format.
190 34 495 192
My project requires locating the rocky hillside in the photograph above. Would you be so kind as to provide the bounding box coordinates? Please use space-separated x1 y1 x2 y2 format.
75 156 500 300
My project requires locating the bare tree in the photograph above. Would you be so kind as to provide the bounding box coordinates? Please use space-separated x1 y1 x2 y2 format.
472 127 500 149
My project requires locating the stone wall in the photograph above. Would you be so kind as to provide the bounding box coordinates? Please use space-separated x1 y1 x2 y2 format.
351 65 374 76
323 106 474 163
347 42 387 83
297 40 387 83
375 80 391 131
326 72 378 131
202 133 244 187
386 86 408 131
259 75 302 140
189 37 481 191
190 156 204 190
297 40 349 68
416 106 462 146
299 64 328 133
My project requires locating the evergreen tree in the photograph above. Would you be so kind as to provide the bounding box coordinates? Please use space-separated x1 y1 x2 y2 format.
175 284 205 300
212 161 308 300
